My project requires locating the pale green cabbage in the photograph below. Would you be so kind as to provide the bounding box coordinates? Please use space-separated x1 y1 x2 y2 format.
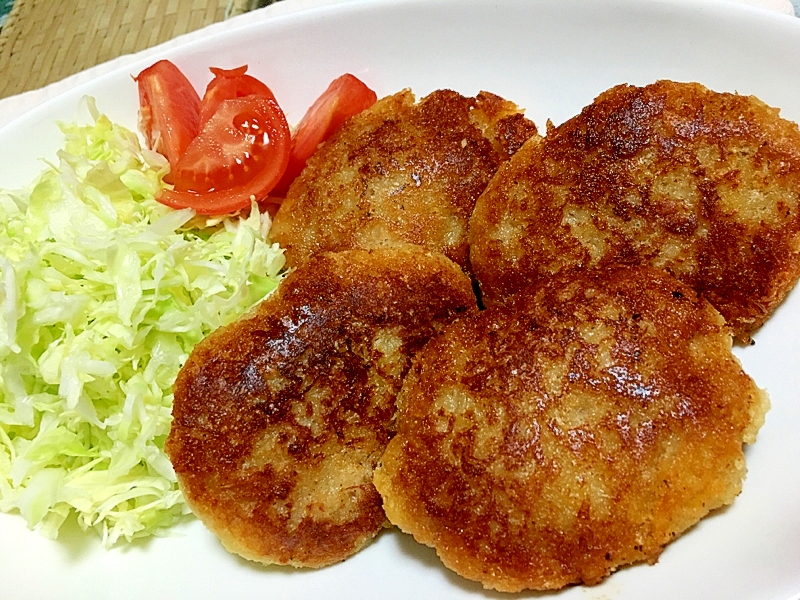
0 99 285 546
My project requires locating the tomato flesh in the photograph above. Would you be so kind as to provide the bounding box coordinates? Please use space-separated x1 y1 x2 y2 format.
135 60 201 169
174 98 274 193
272 73 377 196
200 65 278 127
138 61 375 215
160 94 291 215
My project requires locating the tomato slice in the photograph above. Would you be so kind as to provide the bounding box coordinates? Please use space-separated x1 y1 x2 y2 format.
199 65 278 127
135 60 201 169
272 73 378 196
158 94 291 215
174 97 269 193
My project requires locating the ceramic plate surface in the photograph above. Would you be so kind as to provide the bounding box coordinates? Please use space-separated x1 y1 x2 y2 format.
1 0 799 598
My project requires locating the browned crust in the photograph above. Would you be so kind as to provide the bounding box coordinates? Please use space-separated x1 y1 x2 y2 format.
374 265 768 591
271 89 538 274
166 245 477 568
469 80 800 338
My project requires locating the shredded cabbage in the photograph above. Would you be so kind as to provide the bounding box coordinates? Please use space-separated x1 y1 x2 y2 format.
0 98 285 546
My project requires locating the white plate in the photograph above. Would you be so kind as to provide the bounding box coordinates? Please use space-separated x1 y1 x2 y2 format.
2 0 800 598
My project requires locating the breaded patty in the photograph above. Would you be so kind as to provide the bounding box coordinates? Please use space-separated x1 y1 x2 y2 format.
165 245 477 568
373 265 768 592
470 80 800 337
271 88 538 273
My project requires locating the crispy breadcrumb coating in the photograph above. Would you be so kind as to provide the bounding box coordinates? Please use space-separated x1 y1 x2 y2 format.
470 80 800 338
375 265 768 591
166 245 477 568
272 88 538 274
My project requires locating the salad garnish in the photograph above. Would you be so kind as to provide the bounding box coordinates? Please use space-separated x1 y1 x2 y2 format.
0 98 285 546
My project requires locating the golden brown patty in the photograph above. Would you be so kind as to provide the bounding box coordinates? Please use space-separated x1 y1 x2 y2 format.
166 245 477 568
374 265 768 592
271 88 538 273
469 80 800 337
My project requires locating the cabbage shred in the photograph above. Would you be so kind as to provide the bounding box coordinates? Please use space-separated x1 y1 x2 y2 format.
0 100 285 546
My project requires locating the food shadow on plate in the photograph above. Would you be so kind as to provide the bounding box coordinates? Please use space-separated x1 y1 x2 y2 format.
391 497 738 598
393 530 552 598
53 513 96 563
54 512 197 563
216 527 392 576
53 510 186 562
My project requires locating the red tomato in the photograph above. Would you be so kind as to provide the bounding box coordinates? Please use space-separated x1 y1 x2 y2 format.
272 73 377 196
158 94 291 215
135 60 201 169
199 66 278 127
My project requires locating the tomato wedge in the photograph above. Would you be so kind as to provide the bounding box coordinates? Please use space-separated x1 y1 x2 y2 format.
199 65 278 127
135 60 201 169
159 94 291 215
272 73 378 196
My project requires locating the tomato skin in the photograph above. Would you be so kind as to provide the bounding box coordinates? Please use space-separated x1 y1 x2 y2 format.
158 94 291 215
135 60 201 169
272 73 378 196
141 62 374 214
199 65 278 127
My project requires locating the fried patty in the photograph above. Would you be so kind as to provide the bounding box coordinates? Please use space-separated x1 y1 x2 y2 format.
271 88 538 273
165 245 477 568
373 265 768 592
470 80 800 338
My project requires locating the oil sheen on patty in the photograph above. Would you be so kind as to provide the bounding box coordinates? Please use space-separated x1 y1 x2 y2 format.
271 88 538 274
470 80 800 338
166 245 477 568
374 264 769 592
